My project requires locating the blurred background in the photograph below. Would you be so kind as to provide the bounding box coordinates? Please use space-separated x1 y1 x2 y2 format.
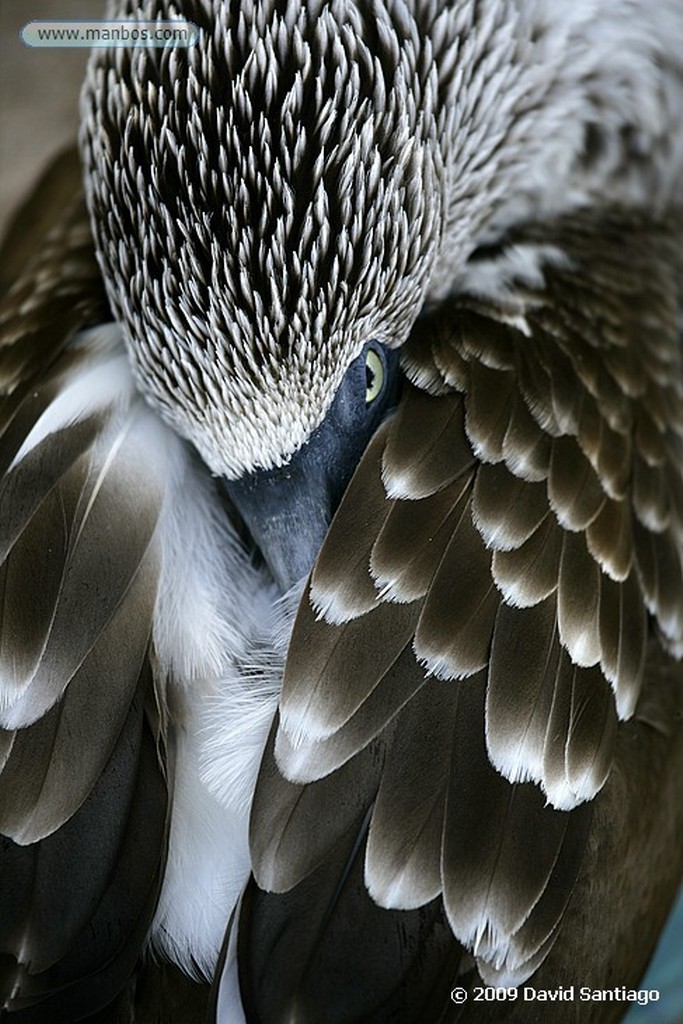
0 0 681 1021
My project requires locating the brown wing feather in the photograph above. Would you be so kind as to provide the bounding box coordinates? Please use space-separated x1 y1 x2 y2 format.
491 512 562 607
370 478 469 602
310 424 394 622
0 147 84 297
0 154 177 1019
365 679 456 910
1 677 168 1022
275 643 426 784
382 387 475 499
0 177 109 398
0 549 158 844
250 208 683 998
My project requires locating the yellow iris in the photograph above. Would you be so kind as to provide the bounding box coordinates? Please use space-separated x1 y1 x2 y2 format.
365 348 384 403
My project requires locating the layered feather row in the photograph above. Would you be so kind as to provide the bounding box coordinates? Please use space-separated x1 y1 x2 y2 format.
247 212 683 986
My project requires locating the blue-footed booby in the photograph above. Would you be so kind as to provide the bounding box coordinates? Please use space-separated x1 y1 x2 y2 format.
1 1 683 1021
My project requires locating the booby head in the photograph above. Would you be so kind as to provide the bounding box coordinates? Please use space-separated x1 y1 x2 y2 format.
80 0 681 589
79 0 450 588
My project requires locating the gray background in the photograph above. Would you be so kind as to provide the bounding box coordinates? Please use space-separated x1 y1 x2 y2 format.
0 0 99 235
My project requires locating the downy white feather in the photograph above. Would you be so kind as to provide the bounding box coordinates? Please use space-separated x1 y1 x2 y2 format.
147 419 290 977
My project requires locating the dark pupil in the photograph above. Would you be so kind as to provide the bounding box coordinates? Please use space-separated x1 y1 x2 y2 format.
366 364 376 391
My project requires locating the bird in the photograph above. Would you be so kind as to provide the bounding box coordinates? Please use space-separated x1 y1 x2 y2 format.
1 0 683 1022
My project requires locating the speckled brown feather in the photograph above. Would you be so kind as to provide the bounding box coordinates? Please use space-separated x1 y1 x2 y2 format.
0 148 85 299
0 150 109 399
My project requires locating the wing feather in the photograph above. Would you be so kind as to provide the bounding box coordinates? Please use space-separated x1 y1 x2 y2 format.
576 394 631 500
464 362 516 462
2 682 150 978
1 676 168 1021
310 424 393 624
441 673 591 979
501 391 551 482
540 342 583 436
477 804 592 986
250 717 385 892
414 493 498 679
275 644 425 784
280 588 420 743
0 181 108 397
651 529 683 650
486 597 562 788
563 664 617 804
382 388 474 499
237 825 463 1024
585 495 633 580
557 531 601 668
633 449 670 531
472 461 548 551
0 547 157 844
371 475 471 601
548 435 605 530
0 394 168 732
0 458 82 703
599 570 647 717
491 513 562 607
0 729 15 773
636 407 667 467
365 681 456 910
248 210 683 1005
0 147 84 296
0 413 101 547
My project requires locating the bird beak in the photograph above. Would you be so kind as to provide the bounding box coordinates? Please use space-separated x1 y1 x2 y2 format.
223 459 333 593
223 346 402 592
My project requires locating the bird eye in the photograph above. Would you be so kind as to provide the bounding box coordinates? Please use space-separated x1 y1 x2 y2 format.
365 348 385 404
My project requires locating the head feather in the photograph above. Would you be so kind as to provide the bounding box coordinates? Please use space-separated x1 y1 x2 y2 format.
80 0 683 475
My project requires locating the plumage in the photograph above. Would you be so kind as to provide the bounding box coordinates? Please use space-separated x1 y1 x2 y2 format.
0 680 167 1021
556 530 602 669
275 644 426 784
472 461 548 550
415 499 500 679
547 434 606 531
441 673 593 980
491 512 562 607
309 424 393 623
0 574 153 844
365 681 451 910
250 718 384 894
280 589 421 742
2 0 683 1021
381 388 474 500
599 570 647 719
585 494 633 581
501 390 552 483
465 362 517 464
371 476 469 602
237 822 464 1024
487 596 562 785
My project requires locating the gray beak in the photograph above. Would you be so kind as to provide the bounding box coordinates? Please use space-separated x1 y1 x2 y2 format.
224 461 334 592
223 344 401 592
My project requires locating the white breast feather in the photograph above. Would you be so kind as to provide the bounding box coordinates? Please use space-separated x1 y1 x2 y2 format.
147 426 291 977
